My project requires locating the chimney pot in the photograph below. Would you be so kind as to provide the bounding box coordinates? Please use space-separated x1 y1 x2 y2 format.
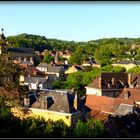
99 77 101 88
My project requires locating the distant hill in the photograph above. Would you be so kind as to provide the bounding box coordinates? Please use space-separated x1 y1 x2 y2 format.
5 33 140 66
6 33 82 52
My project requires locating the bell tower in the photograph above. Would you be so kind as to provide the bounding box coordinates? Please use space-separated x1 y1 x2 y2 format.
0 28 6 54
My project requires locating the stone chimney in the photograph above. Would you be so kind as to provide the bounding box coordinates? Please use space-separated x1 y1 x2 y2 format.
30 56 33 64
128 73 131 87
19 75 25 85
24 96 30 107
34 71 37 75
124 92 129 99
36 79 40 90
123 88 130 99
41 100 47 109
99 77 101 88
74 92 79 110
112 77 115 88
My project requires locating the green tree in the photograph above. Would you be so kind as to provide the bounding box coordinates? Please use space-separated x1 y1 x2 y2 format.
127 66 140 73
72 119 107 138
43 53 54 63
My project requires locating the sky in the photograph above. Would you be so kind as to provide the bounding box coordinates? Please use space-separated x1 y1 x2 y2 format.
0 1 140 42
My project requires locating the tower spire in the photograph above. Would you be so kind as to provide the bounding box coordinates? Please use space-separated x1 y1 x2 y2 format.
1 28 4 33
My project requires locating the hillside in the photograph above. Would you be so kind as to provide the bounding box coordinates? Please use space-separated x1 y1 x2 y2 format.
5 33 140 66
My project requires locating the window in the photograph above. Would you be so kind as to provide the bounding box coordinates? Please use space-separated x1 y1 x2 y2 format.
66 116 70 119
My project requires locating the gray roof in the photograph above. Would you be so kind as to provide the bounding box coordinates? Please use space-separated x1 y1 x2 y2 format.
113 60 140 65
24 77 47 84
31 91 77 113
10 52 33 57
37 63 48 67
47 66 63 73
19 61 33 65
114 103 134 116
7 48 34 54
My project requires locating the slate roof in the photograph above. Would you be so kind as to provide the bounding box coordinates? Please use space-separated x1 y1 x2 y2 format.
24 77 47 84
87 72 128 89
113 60 140 65
47 65 63 73
31 91 77 113
7 48 34 54
37 63 48 67
114 103 134 116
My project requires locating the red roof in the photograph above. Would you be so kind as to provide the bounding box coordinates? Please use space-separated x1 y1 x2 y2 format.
85 95 134 115
25 65 47 76
118 88 140 102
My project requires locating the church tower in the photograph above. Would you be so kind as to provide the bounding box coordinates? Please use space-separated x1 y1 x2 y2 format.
0 28 6 54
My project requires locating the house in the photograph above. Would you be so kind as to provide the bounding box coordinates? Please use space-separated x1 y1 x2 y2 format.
24 76 51 90
65 65 83 74
85 94 135 125
36 63 48 73
11 90 90 127
61 51 71 60
85 72 128 97
85 72 140 97
36 63 65 80
19 65 54 89
117 88 140 106
0 29 39 66
7 47 37 65
13 60 33 68
111 60 140 70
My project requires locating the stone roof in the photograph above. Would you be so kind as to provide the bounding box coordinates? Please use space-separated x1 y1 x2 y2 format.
87 72 128 89
47 65 63 73
113 60 140 65
7 48 34 54
24 77 47 84
31 91 77 113
37 63 48 67
114 103 134 116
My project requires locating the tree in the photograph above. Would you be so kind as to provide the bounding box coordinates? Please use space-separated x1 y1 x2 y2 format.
127 66 140 73
72 119 107 138
43 53 54 64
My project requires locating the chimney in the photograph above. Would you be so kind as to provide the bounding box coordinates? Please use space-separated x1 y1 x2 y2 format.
99 77 101 88
128 73 131 87
112 77 115 88
123 88 130 99
74 92 79 110
24 96 30 107
41 100 47 109
19 75 25 85
124 92 129 99
34 71 37 75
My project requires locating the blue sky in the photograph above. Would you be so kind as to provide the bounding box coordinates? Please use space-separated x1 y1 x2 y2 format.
0 2 140 42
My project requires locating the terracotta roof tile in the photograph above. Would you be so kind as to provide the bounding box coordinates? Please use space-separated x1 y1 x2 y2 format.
118 88 140 102
85 95 134 114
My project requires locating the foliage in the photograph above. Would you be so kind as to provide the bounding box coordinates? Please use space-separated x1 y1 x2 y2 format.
72 119 107 138
127 66 140 74
6 34 140 67
0 54 23 89
101 65 126 73
43 52 54 63
69 44 96 65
